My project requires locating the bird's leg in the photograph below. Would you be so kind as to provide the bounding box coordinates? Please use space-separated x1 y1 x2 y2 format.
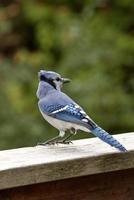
37 135 62 146
38 131 66 145
59 128 77 144
55 131 66 144
61 133 73 144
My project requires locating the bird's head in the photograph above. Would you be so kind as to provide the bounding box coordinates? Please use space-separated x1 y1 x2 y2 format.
38 70 70 90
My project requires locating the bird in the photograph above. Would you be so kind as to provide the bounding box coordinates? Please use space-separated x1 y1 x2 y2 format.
36 70 127 152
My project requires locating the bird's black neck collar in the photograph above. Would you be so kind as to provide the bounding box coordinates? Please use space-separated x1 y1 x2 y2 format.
40 75 56 89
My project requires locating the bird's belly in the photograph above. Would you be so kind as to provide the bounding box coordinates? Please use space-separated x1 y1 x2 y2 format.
40 111 89 132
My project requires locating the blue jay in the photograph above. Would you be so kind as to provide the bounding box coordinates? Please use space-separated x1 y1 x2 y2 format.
36 70 127 152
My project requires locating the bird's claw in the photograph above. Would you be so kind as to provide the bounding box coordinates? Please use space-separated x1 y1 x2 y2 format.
56 140 73 144
37 140 73 146
37 142 56 146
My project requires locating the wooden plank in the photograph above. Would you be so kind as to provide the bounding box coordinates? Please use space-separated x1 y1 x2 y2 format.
0 168 134 200
0 132 134 190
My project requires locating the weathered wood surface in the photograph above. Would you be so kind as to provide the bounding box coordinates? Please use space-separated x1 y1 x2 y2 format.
1 168 134 200
0 132 134 190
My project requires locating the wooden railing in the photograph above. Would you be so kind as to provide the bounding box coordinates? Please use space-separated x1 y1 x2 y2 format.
0 132 134 200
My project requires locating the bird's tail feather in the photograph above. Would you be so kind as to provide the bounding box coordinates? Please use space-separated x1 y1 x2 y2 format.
91 126 127 152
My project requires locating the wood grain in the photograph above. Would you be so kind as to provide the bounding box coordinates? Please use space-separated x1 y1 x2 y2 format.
0 132 134 190
0 168 134 200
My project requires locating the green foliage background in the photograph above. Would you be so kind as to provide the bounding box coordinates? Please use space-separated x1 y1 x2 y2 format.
0 0 134 150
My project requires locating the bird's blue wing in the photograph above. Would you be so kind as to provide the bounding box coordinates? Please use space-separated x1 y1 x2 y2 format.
39 101 65 115
39 99 96 129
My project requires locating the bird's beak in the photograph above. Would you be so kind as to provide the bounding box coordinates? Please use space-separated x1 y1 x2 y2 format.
62 78 71 84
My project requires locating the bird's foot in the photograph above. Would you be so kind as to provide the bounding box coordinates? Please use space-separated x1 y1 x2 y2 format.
56 140 73 144
37 142 56 146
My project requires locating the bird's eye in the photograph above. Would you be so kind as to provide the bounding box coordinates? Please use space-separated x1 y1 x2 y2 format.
56 77 60 81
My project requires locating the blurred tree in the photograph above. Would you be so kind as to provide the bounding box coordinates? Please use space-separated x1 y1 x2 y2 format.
0 0 133 150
